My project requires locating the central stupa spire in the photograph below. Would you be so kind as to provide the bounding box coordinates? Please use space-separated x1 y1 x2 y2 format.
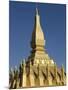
31 8 45 50
28 8 54 65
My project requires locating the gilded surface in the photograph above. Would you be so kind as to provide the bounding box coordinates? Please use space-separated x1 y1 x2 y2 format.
9 8 66 89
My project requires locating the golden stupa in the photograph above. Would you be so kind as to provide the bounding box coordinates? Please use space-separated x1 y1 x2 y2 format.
9 8 66 89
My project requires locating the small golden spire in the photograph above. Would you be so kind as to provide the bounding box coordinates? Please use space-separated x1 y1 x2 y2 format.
30 60 32 66
23 59 26 73
14 66 18 76
15 66 17 70
61 64 64 70
54 62 57 80
61 64 64 80
23 59 26 65
54 62 57 67
10 68 14 77
10 68 13 73
30 61 32 73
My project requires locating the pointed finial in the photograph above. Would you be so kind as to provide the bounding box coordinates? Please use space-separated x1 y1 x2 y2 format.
15 66 17 70
54 62 57 71
23 59 26 73
61 64 64 71
20 60 23 67
62 64 64 68
14 66 17 74
36 7 39 15
10 68 14 76
21 59 26 65
10 67 13 73
23 59 26 65
54 62 56 67
36 3 38 14
30 61 32 72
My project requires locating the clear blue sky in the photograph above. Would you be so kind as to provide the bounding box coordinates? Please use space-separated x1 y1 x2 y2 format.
9 1 66 70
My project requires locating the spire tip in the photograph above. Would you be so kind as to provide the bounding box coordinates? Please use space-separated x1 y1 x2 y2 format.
36 7 39 15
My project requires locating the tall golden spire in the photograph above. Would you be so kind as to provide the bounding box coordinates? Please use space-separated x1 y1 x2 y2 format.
28 8 54 66
31 8 45 50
